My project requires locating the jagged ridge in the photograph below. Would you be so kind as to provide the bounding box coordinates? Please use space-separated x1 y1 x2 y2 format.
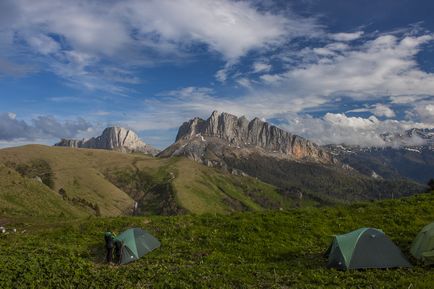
165 110 333 163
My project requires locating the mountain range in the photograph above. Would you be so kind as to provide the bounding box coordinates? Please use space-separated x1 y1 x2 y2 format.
157 111 425 202
325 128 433 184
0 111 431 218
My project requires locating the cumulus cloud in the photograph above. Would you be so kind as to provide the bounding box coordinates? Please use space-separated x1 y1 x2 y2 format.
348 103 396 118
0 113 92 142
372 104 396 118
118 0 300 60
407 101 434 123
278 113 433 147
261 34 434 100
0 0 317 90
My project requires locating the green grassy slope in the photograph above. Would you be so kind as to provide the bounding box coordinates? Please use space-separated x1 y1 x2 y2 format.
1 192 434 288
224 154 425 203
170 158 295 214
0 145 294 216
335 147 434 184
0 164 87 217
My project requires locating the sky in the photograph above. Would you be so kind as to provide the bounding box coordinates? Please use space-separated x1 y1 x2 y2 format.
1 0 434 149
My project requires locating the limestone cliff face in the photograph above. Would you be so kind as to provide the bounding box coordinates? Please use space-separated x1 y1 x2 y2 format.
55 127 160 155
160 111 334 164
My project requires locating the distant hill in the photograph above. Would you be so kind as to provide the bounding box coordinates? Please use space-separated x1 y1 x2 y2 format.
0 145 296 217
325 128 434 184
55 126 160 155
159 111 425 202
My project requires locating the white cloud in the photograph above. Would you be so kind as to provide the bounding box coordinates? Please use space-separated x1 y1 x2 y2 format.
407 101 434 123
252 62 272 73
347 103 396 118
330 31 364 41
120 0 301 60
323 113 380 129
215 67 230 82
279 113 433 147
259 73 283 84
254 34 434 113
372 104 396 118
236 77 254 88
0 0 317 89
0 113 92 141
26 34 60 55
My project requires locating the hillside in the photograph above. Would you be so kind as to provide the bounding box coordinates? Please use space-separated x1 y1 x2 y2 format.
326 145 434 184
0 164 87 217
1 192 434 288
224 153 424 203
0 145 295 217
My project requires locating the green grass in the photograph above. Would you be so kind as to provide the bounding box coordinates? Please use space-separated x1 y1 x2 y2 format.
0 164 87 217
1 192 434 288
0 145 293 217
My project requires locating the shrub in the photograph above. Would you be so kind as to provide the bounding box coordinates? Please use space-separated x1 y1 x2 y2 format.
14 159 54 188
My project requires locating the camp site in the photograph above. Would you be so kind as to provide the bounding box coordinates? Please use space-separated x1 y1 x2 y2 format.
0 191 434 288
2 0 434 288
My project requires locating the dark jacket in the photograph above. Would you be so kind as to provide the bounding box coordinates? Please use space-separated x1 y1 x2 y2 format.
114 239 123 264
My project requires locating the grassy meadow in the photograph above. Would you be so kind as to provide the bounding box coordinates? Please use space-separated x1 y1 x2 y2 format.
1 192 434 288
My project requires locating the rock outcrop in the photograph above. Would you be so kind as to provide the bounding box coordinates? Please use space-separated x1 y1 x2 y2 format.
159 111 334 164
55 127 160 155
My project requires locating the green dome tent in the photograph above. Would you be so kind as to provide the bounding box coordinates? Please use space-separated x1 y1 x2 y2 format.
114 228 160 265
325 228 412 270
411 222 434 264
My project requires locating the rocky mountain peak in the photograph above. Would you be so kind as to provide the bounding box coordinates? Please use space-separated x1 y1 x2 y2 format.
164 111 334 163
55 126 160 155
380 128 434 148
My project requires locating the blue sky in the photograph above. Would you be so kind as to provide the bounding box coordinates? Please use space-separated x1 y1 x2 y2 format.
0 0 434 149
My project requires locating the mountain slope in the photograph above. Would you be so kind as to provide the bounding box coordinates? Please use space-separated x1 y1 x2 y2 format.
0 145 296 217
325 128 434 184
159 111 424 202
0 164 87 217
326 145 434 184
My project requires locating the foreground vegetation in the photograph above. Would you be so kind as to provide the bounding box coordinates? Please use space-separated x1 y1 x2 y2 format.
1 192 434 288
